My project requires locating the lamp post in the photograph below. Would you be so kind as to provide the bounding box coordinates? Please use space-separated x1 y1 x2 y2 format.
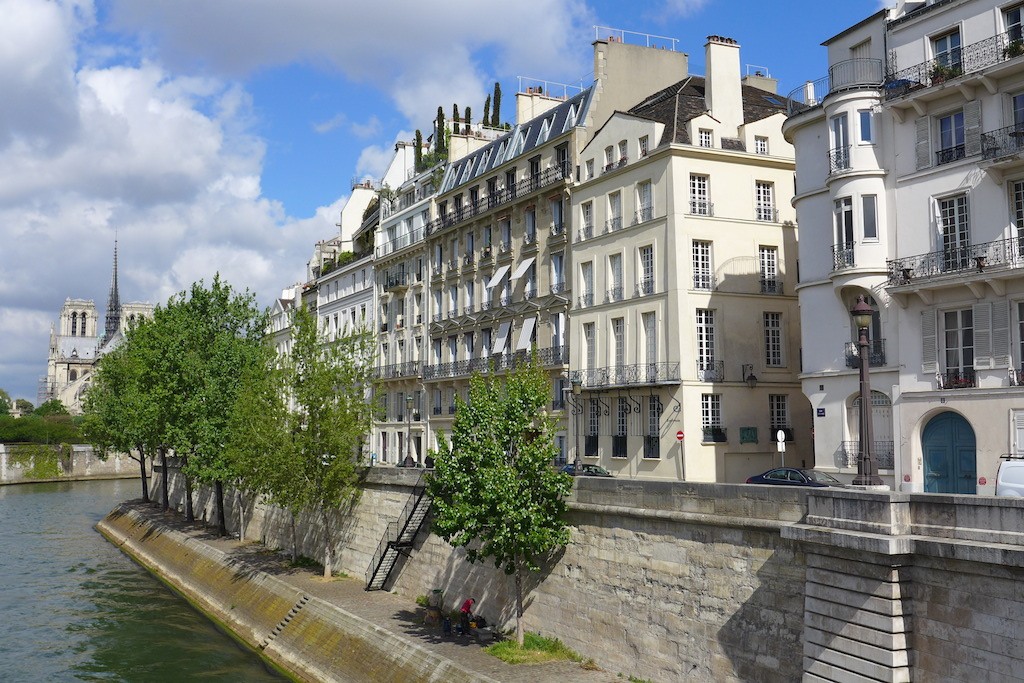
571 377 583 476
405 394 415 466
851 295 883 486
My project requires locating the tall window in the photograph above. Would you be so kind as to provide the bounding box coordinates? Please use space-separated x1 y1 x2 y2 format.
618 140 628 161
696 309 716 373
754 136 769 155
933 30 962 70
608 253 623 301
581 201 593 239
760 246 778 293
588 398 600 437
581 261 594 306
764 312 784 367
1008 4 1024 41
939 194 969 270
769 394 790 432
639 135 649 157
863 195 878 240
604 146 615 168
636 180 653 222
584 322 596 370
551 251 564 290
831 114 850 170
614 397 628 458
859 110 874 143
699 129 713 148
701 394 723 439
943 309 974 376
1014 181 1024 248
937 111 965 163
608 191 622 231
834 197 854 246
585 159 594 179
693 240 713 290
525 207 536 242
690 174 711 215
550 197 564 233
647 395 661 438
643 312 657 374
611 317 625 368
756 181 775 221
639 245 654 294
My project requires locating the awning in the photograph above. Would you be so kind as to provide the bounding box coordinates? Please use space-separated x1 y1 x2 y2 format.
493 321 512 355
515 317 537 351
510 257 535 281
486 265 511 290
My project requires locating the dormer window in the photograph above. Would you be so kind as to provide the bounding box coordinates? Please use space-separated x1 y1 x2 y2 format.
699 129 713 148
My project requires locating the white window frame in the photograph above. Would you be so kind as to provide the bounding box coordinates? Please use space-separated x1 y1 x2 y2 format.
764 312 785 367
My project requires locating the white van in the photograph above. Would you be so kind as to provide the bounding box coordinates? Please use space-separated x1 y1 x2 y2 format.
996 458 1024 496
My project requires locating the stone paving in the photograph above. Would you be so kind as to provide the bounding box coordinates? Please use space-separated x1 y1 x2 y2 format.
123 501 624 683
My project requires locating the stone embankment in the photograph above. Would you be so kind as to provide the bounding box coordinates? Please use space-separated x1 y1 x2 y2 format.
97 501 619 683
1 444 142 484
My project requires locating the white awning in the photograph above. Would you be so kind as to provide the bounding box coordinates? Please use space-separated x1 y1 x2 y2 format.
486 265 511 290
510 257 535 281
493 321 512 355
515 316 537 351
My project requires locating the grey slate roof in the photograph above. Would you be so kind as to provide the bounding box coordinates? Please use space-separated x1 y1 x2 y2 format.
627 76 791 148
440 87 594 194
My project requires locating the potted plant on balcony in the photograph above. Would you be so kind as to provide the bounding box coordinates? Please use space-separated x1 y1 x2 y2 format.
930 63 962 84
1005 39 1024 59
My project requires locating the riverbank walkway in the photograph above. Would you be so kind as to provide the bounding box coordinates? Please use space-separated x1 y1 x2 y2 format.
117 500 621 683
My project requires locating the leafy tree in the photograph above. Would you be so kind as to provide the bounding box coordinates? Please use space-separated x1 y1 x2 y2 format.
0 388 11 415
34 399 69 417
15 399 34 413
464 106 471 134
0 414 81 443
483 94 491 128
427 359 572 645
435 106 446 154
414 129 423 171
492 82 502 129
453 103 460 131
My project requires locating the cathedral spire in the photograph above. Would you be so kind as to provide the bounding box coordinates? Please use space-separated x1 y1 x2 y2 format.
104 237 121 340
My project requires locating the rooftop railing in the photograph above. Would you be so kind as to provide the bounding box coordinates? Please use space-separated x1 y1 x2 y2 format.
787 58 883 115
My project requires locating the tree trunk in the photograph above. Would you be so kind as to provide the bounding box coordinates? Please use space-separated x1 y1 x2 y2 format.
290 511 298 564
136 445 149 502
236 488 245 540
214 480 227 537
515 560 525 646
184 460 195 523
160 446 170 512
321 508 333 579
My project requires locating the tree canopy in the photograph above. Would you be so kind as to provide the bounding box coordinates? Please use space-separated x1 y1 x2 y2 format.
428 359 572 645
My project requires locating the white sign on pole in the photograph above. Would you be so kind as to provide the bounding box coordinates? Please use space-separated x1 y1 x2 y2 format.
776 429 786 466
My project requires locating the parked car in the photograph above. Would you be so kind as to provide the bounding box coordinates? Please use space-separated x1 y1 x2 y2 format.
745 467 843 488
996 458 1024 496
560 463 614 477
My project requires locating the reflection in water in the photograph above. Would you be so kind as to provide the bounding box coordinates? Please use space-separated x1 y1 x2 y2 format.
0 479 284 682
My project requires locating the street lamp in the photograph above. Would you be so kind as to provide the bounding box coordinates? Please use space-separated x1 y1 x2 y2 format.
405 394 415 466
851 295 883 486
571 376 583 476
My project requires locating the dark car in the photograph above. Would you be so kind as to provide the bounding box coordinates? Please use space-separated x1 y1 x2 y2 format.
560 463 614 477
745 467 843 487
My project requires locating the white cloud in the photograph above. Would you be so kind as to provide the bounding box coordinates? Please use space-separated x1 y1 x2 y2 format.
662 0 710 17
313 113 346 134
350 115 381 139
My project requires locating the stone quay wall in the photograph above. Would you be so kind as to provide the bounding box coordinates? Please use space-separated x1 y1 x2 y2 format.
0 443 141 484
152 462 1024 683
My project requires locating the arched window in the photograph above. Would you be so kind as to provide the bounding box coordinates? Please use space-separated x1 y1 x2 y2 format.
69 370 78 382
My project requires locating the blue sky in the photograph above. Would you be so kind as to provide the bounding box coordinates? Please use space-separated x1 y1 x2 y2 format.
0 0 880 402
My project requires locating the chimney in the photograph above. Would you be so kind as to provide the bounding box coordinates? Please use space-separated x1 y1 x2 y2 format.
704 35 743 133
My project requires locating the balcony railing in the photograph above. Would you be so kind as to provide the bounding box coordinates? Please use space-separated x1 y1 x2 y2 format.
606 286 624 303
838 441 895 469
936 144 966 165
551 281 567 295
376 228 425 259
982 124 1024 160
756 206 779 222
524 286 538 300
693 272 715 290
605 216 623 234
633 205 654 224
760 278 782 294
887 236 1024 286
832 243 855 271
578 292 594 308
569 362 681 388
844 339 886 368
635 279 654 297
937 368 977 390
828 146 851 174
787 58 884 115
690 200 714 217
612 435 628 458
422 346 568 380
577 224 594 242
550 222 566 237
696 360 724 382
372 361 422 380
383 272 410 291
643 435 659 459
883 30 1024 102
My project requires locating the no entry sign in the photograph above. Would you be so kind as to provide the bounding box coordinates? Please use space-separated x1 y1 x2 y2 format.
676 430 684 441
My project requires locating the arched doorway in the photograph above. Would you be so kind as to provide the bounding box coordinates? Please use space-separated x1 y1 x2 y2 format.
922 412 976 493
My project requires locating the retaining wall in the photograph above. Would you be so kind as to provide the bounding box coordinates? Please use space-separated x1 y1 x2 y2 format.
0 444 141 484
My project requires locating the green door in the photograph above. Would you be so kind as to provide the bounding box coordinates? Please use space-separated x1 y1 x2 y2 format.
922 412 977 494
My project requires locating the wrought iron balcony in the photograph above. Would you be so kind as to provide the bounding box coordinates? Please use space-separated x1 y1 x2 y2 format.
606 286 624 303
635 279 654 297
643 435 659 459
422 346 568 381
883 30 1024 102
372 361 422 380
936 369 977 390
838 441 895 469
786 58 883 115
383 272 410 292
1010 367 1024 386
760 278 782 294
550 222 566 238
633 205 654 224
523 231 537 247
982 124 1024 161
756 206 779 223
578 292 594 308
689 200 714 217
524 286 538 300
612 435 628 458
550 281 568 295
577 224 594 242
605 216 623 234
569 362 681 388
845 339 886 368
828 146 851 175
696 360 724 382
376 228 425 259
936 144 966 165
887 236 1024 286
693 272 715 290
832 243 855 271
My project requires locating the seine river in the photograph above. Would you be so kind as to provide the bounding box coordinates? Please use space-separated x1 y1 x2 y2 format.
0 478 286 682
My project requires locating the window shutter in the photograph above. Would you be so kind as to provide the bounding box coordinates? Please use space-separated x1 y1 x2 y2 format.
921 308 937 373
1014 411 1024 456
916 117 931 170
964 100 982 157
993 300 1011 368
974 302 993 369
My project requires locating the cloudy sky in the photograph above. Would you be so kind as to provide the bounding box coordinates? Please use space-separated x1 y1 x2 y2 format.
0 0 879 402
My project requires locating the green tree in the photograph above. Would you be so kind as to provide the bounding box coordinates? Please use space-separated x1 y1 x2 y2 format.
483 94 491 127
414 129 423 171
0 388 11 415
34 399 69 417
492 82 502 128
15 399 34 413
435 106 446 154
464 106 471 134
453 103 460 131
427 359 572 645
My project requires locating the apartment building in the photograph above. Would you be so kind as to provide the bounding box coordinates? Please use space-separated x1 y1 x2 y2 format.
570 36 809 482
785 0 1024 493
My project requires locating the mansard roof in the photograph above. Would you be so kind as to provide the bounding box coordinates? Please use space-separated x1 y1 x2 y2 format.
440 87 594 195
628 76 791 146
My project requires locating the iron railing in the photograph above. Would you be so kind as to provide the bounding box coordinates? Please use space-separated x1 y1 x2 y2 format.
605 216 624 234
837 441 895 469
756 206 779 222
643 436 659 459
760 278 782 294
577 224 594 242
828 146 851 174
844 340 886 368
376 228 425 259
833 243 855 271
569 362 681 388
372 361 422 380
982 124 1024 160
423 346 568 380
787 58 884 115
606 286 624 303
694 272 715 290
937 368 977 390
578 293 594 308
635 279 654 297
936 144 967 165
690 200 714 217
887 235 1024 286
696 360 724 382
634 205 654 224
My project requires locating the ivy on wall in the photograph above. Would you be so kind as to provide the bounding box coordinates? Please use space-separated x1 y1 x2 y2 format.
8 443 64 479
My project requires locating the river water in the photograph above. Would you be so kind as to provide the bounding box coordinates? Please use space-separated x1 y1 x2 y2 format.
0 478 286 682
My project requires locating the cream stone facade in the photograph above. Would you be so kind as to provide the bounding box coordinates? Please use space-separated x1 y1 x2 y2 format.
786 0 1024 493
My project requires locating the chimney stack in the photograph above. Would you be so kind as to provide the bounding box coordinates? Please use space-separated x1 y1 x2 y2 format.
704 35 743 133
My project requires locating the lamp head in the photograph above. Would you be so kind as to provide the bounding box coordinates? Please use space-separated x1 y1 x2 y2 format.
850 294 874 330
571 376 582 395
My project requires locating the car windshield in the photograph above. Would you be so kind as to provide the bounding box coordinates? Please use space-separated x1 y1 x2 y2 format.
585 465 610 475
803 470 841 484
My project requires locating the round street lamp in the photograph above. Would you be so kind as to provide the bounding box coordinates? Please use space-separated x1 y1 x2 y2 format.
850 295 883 486
405 394 415 467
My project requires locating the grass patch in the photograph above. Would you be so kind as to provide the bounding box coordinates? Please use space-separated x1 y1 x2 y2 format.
287 555 320 570
485 632 582 665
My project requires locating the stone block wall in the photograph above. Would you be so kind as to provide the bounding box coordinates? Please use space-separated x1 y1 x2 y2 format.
0 444 139 483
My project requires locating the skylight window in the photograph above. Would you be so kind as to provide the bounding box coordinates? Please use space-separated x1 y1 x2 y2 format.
763 95 783 106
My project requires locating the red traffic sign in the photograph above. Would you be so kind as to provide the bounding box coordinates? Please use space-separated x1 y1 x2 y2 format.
676 430 685 441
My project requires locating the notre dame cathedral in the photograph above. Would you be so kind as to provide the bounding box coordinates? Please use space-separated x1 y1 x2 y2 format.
39 242 154 414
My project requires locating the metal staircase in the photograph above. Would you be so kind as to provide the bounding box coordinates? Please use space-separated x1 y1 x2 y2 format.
365 472 432 590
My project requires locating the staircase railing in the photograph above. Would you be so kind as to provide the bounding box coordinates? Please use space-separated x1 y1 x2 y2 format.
365 471 432 590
